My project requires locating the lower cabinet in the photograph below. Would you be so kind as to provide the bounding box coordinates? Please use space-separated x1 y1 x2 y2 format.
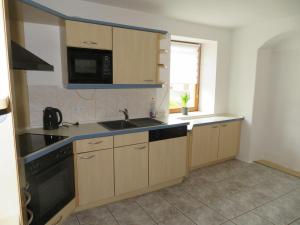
76 149 114 206
114 143 149 195
218 121 241 159
149 137 187 186
191 124 220 168
191 121 241 169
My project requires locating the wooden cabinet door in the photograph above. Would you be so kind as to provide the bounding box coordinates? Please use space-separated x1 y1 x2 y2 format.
114 143 148 195
218 121 241 159
65 20 112 50
76 149 114 206
191 125 220 168
113 27 158 84
149 137 187 186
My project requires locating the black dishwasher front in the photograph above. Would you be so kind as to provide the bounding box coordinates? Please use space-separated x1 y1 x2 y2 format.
149 125 187 142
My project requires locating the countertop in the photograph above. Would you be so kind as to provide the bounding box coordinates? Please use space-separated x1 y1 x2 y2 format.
22 114 243 163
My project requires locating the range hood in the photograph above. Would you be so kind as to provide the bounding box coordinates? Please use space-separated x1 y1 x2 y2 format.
11 41 54 71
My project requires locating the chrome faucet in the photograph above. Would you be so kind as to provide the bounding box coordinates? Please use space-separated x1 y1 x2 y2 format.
119 108 129 122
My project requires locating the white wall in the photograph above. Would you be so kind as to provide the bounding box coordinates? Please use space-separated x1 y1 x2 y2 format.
29 0 232 114
0 0 20 222
227 15 300 162
251 33 300 171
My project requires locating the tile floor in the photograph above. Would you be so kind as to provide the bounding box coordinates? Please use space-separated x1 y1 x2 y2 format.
62 160 300 225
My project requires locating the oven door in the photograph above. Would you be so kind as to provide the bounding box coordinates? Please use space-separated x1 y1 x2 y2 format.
27 156 75 225
67 47 112 84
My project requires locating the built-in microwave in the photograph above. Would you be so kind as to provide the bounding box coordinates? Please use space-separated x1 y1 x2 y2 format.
67 47 112 84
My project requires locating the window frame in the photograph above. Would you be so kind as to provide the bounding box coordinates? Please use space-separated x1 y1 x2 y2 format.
169 40 201 113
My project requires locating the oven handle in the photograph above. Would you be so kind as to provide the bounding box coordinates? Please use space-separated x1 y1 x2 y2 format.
79 155 95 160
24 190 31 206
27 209 34 225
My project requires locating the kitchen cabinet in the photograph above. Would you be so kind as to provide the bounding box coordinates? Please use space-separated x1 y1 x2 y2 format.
114 131 148 147
113 27 159 84
75 136 113 153
114 143 148 195
218 121 241 159
65 20 112 50
191 124 220 168
190 121 241 169
149 136 187 186
76 149 114 206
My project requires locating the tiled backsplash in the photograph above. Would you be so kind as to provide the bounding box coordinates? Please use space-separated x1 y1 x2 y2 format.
28 86 168 127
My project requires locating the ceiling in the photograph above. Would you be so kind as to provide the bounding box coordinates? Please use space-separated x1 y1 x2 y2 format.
83 0 300 28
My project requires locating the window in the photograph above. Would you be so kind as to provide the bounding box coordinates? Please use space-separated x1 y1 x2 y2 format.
169 41 201 113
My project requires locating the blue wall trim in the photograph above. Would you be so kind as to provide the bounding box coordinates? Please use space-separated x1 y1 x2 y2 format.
20 0 169 34
65 83 164 89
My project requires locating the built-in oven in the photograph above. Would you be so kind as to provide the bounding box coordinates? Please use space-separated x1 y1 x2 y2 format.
24 143 75 225
67 47 112 84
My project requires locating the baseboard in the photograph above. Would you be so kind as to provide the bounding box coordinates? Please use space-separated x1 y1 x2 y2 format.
255 160 300 178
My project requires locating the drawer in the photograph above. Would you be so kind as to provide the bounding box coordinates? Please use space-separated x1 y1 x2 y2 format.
75 136 113 153
114 132 148 147
45 199 75 225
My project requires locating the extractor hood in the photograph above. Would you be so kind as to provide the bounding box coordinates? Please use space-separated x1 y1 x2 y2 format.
11 41 54 71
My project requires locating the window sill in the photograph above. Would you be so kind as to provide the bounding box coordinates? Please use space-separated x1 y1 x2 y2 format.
169 111 215 119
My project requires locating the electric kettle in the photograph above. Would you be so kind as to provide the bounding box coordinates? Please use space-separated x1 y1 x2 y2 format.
43 107 63 130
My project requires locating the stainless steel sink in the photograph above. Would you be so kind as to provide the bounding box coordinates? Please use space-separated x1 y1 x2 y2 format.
99 118 165 130
99 120 137 130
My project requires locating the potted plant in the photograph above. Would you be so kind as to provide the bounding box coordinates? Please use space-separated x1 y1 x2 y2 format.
181 93 190 115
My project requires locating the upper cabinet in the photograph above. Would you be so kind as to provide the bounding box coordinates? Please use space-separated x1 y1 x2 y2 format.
65 20 112 50
113 28 159 84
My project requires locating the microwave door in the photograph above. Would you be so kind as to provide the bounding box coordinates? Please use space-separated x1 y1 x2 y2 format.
67 47 112 84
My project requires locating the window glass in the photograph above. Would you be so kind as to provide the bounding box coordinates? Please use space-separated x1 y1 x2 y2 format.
169 41 200 112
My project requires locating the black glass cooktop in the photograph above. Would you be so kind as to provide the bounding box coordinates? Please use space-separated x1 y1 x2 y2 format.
18 133 67 157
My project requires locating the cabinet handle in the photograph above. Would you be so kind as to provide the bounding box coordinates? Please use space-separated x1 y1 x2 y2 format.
144 79 154 82
79 155 95 159
88 140 103 145
222 124 228 127
52 216 63 225
27 209 34 225
83 41 97 45
212 125 219 128
135 146 146 150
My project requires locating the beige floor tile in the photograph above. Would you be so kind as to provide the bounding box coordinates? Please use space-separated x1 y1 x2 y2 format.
157 213 196 225
185 205 227 225
76 206 118 225
159 187 204 214
253 195 300 225
206 197 250 219
107 199 156 225
232 212 274 225
61 215 79 225
136 192 183 223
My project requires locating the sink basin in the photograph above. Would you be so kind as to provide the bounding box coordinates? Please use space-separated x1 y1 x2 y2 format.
99 120 137 130
99 118 165 130
130 118 165 127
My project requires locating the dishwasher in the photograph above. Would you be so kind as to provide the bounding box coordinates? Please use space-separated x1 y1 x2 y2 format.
149 125 188 186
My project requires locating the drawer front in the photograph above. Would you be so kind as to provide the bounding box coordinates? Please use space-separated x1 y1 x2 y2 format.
114 132 148 147
75 136 113 153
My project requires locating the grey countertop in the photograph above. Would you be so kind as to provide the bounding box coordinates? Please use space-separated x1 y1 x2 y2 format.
22 114 244 163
